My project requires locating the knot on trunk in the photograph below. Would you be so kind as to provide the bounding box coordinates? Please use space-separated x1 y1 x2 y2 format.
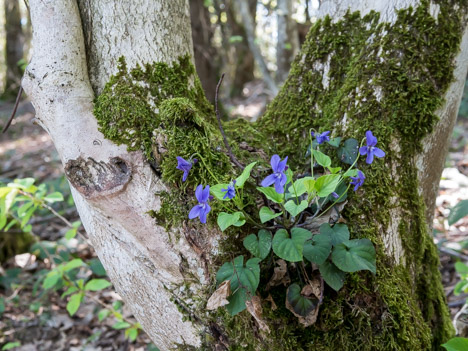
65 156 131 198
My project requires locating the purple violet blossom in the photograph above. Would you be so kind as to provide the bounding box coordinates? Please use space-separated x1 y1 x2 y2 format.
312 131 331 144
221 180 236 200
350 170 365 191
261 155 288 194
359 131 385 164
331 192 339 199
176 156 197 182
189 185 211 223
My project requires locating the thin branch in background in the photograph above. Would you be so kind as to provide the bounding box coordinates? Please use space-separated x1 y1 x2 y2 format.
215 73 244 170
2 86 23 133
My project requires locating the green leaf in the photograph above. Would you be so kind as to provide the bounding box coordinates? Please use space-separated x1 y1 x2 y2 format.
98 309 111 322
328 166 342 174
259 207 282 223
17 201 34 217
88 258 107 277
44 192 64 203
454 281 468 295
284 200 308 217
331 239 376 274
65 228 77 240
442 337 468 351
327 137 342 148
448 200 468 225
85 279 112 291
61 286 79 298
43 271 62 290
314 174 341 197
285 168 294 185
319 260 345 291
0 297 5 316
216 256 261 315
303 233 332 265
229 35 243 43
313 149 331 168
319 223 350 246
63 258 84 272
67 293 84 316
288 177 312 197
286 283 318 317
20 206 36 228
343 168 358 178
113 321 132 330
217 212 244 231
455 262 468 275
257 187 284 203
126 327 139 342
272 228 312 262
337 138 359 164
235 162 257 188
210 183 231 201
2 342 21 350
243 230 272 260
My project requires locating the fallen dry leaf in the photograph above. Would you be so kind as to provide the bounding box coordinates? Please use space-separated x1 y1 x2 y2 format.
285 277 323 327
246 295 270 333
266 259 290 290
265 294 277 311
206 281 231 310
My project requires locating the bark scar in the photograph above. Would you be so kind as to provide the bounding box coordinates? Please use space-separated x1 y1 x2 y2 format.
65 156 132 198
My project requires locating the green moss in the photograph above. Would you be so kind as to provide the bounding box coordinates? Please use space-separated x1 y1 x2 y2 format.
94 55 233 188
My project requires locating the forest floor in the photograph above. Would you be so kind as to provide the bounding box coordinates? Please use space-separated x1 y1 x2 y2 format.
0 97 467 350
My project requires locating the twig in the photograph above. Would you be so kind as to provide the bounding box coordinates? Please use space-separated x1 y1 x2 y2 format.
215 74 244 170
439 246 468 262
2 86 23 133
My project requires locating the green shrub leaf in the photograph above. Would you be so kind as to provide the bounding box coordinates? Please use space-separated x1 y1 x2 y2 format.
85 279 112 291
66 293 84 316
442 337 468 351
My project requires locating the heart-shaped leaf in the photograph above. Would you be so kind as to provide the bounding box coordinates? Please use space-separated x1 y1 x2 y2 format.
313 149 331 168
331 239 376 274
284 199 308 217
243 230 272 260
236 162 257 188
337 138 359 164
285 283 321 326
327 137 342 148
257 187 284 203
303 233 332 265
210 183 231 201
259 207 282 223
272 228 312 262
315 174 341 197
319 260 345 291
442 337 468 351
320 223 349 246
217 212 244 231
216 256 261 315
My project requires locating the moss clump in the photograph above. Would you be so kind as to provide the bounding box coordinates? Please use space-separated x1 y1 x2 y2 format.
94 56 233 188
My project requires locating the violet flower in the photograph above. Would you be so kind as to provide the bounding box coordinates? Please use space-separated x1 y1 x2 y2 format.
189 185 211 223
331 192 339 199
261 155 288 194
350 170 365 191
176 156 197 182
359 131 385 164
221 180 236 200
312 131 331 145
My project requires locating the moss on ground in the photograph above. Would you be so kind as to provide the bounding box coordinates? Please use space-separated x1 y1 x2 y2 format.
93 1 466 349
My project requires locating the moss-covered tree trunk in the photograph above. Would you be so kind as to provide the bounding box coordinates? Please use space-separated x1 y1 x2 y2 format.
24 0 468 350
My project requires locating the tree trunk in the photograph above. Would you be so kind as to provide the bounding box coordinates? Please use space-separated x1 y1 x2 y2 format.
23 0 468 350
276 0 300 84
190 0 219 102
3 0 24 99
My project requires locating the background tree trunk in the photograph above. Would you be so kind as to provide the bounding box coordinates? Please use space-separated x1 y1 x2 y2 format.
190 0 219 102
24 0 468 350
3 0 24 99
276 0 300 84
